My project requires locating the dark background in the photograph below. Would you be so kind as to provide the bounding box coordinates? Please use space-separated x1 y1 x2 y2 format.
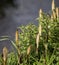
0 0 59 53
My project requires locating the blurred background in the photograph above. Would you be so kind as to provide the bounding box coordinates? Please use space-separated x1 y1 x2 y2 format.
0 0 59 53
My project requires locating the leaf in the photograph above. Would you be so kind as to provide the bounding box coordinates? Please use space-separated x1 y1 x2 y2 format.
0 38 9 41
10 40 17 50
48 55 56 65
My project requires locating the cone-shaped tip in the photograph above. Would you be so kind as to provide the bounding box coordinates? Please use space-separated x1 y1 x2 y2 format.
15 29 19 45
52 0 55 11
39 9 42 18
3 47 8 55
27 45 31 55
3 47 8 61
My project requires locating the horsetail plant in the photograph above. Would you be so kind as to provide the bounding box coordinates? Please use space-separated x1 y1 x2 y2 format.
2 47 8 65
15 29 19 46
36 9 42 54
52 0 55 11
27 45 32 65
39 9 43 18
15 29 21 65
27 45 32 56
11 29 21 65
0 0 59 64
52 0 56 19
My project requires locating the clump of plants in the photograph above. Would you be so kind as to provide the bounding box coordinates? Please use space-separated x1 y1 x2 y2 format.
0 0 59 65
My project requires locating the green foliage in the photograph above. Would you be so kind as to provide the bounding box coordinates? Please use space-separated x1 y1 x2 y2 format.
37 13 59 44
7 52 18 65
0 11 59 65
18 24 38 53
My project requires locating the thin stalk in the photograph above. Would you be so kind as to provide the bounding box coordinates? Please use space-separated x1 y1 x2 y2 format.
2 47 8 65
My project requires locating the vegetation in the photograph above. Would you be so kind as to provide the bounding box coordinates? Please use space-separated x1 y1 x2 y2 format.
0 0 59 65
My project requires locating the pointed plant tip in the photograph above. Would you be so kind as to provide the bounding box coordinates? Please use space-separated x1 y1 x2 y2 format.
39 9 42 13
39 9 42 18
3 47 8 53
52 0 55 11
27 45 32 55
3 47 8 61
15 29 19 45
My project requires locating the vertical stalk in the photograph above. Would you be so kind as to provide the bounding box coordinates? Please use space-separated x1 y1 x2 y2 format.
36 9 42 55
52 0 56 19
2 47 8 65
17 46 20 65
15 29 19 46
18 54 20 65
52 0 55 11
27 45 31 65
36 33 40 55
15 29 20 65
